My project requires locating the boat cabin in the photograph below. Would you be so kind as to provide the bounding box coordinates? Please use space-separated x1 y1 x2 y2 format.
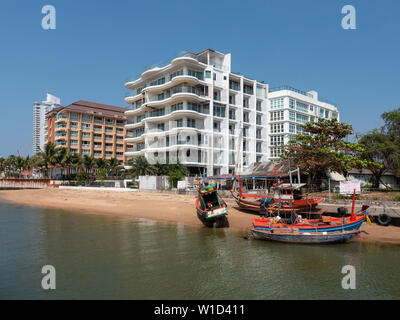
273 183 306 202
198 184 222 210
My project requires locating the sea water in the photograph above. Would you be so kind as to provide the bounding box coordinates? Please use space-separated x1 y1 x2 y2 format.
0 200 399 299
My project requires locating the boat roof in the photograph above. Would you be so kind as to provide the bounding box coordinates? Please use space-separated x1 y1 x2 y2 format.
276 183 306 189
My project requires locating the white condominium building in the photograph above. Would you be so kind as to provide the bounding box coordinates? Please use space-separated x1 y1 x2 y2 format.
33 93 62 154
124 49 339 176
267 86 339 159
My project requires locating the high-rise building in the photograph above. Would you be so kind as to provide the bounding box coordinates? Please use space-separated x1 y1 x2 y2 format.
267 86 339 159
33 93 61 154
45 100 133 164
124 49 339 176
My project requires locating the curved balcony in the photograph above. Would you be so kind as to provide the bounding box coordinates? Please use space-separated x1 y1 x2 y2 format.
146 91 208 109
145 143 210 152
125 121 146 130
143 75 205 94
146 125 207 139
146 109 208 123
125 104 148 116
125 135 145 143
126 52 203 86
125 92 144 104
126 88 208 118
125 150 145 157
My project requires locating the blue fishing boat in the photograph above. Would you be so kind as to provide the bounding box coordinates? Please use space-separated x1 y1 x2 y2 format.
251 229 360 244
250 188 371 244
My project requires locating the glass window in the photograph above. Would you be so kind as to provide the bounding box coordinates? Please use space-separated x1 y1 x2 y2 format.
296 101 309 113
289 98 295 109
213 104 226 118
270 98 284 109
70 113 79 121
81 123 91 130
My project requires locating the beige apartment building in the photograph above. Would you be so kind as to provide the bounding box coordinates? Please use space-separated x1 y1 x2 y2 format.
45 100 133 164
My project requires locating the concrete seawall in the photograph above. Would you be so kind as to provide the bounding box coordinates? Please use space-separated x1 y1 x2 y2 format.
0 179 59 189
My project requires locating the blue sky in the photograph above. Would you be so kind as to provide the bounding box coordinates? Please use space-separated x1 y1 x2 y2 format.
0 0 399 156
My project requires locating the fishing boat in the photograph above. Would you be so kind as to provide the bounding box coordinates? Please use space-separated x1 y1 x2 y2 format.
250 190 371 244
231 168 323 213
196 181 229 228
251 229 361 244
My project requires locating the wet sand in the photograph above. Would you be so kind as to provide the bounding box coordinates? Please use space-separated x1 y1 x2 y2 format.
1 188 400 244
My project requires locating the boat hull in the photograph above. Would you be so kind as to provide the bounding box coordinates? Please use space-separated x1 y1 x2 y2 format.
195 197 229 228
231 190 322 213
251 229 359 244
253 216 366 233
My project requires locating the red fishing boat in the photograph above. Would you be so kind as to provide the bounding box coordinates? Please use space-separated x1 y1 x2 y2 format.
231 168 323 213
250 189 371 244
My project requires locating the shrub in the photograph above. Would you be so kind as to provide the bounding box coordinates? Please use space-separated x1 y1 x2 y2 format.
168 169 185 188
393 195 400 201
76 171 90 185
96 168 108 185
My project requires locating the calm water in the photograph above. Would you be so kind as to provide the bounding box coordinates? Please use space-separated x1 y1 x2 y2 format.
0 200 399 300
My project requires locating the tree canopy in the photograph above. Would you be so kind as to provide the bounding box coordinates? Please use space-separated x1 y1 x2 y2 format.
281 119 380 186
358 108 400 186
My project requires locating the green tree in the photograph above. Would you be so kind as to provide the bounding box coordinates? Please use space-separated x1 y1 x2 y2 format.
54 147 68 177
381 108 400 176
168 169 185 188
282 119 379 189
108 158 120 177
96 167 108 185
94 158 108 169
358 130 398 188
5 155 16 176
0 157 5 176
76 170 90 185
151 161 168 176
36 142 58 177
129 156 153 176
69 153 83 175
83 155 95 176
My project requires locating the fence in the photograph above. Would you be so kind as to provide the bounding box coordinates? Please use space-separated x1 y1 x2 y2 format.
0 178 59 189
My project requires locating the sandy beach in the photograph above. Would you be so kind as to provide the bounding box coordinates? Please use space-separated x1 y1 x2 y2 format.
1 188 400 244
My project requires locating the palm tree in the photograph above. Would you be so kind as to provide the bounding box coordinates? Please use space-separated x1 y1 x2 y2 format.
130 156 153 176
69 153 83 175
108 158 120 178
54 147 68 178
29 153 45 177
0 157 6 177
5 155 16 177
83 155 95 177
37 142 58 177
94 158 107 168
151 161 168 176
14 156 26 177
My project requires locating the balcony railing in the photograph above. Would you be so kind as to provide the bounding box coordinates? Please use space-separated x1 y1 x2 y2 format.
229 83 240 91
150 86 206 102
243 86 254 95
127 104 209 125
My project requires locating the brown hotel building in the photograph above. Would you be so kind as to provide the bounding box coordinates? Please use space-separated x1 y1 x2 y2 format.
45 100 134 164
